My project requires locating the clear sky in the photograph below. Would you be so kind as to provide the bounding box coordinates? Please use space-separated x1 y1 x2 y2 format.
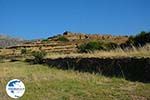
0 0 150 39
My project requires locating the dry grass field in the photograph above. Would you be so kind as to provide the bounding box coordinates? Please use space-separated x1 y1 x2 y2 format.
0 61 150 100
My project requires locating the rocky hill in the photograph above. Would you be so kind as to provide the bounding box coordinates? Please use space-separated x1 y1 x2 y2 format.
6 31 129 53
0 35 25 48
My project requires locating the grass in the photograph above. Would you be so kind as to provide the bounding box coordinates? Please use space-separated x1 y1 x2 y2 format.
46 44 150 59
0 61 150 100
0 44 150 59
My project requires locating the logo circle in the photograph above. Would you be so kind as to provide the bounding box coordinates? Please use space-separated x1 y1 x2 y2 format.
6 79 25 99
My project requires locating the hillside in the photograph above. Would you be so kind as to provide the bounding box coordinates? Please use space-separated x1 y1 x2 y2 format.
0 32 150 100
0 34 24 48
6 31 128 53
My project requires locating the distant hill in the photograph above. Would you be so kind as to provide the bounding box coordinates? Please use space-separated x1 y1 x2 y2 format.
0 34 25 48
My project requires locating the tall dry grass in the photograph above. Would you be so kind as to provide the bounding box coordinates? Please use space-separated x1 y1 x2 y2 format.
1 44 150 59
1 61 150 100
46 44 150 58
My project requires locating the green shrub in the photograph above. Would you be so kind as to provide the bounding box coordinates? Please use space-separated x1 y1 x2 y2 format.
78 41 104 52
103 42 118 50
32 50 47 64
21 48 27 55
128 36 135 44
42 39 49 42
78 41 118 52
57 36 69 42
128 31 150 46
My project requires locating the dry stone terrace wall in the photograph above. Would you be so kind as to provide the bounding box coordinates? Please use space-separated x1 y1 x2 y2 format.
62 32 128 44
44 57 150 83
6 32 128 53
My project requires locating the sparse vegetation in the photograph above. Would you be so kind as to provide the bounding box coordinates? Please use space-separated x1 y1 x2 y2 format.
78 41 104 52
133 31 150 46
32 50 47 64
78 41 118 52
41 38 49 42
122 31 150 48
57 36 69 42
21 48 27 55
102 42 118 50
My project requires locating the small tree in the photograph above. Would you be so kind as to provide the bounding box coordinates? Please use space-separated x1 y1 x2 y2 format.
32 50 47 64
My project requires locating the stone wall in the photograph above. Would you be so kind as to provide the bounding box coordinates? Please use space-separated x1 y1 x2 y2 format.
62 31 128 43
44 57 150 83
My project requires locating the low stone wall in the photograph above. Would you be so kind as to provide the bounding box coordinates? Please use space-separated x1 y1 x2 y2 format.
44 57 150 83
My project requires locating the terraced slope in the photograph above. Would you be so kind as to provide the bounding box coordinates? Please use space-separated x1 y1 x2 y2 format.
6 32 128 53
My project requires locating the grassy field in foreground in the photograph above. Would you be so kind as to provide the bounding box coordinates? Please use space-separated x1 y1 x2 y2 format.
0 61 150 100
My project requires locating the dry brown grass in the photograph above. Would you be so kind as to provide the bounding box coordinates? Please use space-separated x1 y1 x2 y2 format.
46 44 150 59
0 61 150 100
0 44 150 59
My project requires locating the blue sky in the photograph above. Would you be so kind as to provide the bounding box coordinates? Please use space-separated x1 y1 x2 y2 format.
0 0 150 39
